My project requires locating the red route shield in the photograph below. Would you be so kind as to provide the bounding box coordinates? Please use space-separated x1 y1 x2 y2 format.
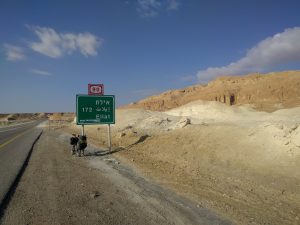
88 84 104 95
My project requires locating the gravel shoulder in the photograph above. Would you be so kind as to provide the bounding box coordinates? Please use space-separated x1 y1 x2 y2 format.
62 105 300 225
0 130 231 225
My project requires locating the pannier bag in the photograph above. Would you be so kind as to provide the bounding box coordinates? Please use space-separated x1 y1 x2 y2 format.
70 136 78 145
78 135 87 150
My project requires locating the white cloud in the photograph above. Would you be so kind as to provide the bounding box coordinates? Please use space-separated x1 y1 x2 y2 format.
137 0 161 18
167 0 179 10
137 0 179 18
76 33 99 56
30 27 62 58
197 27 300 82
28 26 102 58
4 44 26 61
31 69 52 76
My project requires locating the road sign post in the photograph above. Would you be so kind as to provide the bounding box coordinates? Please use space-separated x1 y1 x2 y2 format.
76 95 115 151
108 124 112 151
82 125 85 136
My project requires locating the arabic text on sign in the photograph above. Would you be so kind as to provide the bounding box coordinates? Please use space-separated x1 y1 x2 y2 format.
96 107 111 112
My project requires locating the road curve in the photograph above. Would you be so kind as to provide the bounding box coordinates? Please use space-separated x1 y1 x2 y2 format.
0 121 43 205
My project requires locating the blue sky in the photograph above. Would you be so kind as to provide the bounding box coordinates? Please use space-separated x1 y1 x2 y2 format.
1 0 300 113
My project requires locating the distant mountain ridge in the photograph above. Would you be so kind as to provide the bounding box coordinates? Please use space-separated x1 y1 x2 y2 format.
122 71 300 112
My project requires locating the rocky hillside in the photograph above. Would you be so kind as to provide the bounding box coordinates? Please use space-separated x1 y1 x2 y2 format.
0 113 48 121
122 71 300 112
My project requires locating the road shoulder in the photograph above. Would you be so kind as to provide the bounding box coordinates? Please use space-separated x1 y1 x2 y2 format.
0 130 231 225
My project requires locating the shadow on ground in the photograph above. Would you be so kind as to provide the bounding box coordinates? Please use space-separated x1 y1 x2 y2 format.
84 147 125 157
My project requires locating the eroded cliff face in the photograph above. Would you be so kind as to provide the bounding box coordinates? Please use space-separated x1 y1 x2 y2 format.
122 71 300 112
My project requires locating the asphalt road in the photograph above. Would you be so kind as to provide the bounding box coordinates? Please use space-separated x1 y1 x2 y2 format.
0 121 43 205
0 130 232 225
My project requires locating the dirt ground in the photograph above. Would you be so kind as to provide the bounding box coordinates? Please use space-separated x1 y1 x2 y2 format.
62 105 300 225
0 129 230 225
115 124 300 225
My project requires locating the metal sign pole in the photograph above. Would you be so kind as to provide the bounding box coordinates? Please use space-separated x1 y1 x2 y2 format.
108 124 111 151
97 127 101 146
82 125 85 136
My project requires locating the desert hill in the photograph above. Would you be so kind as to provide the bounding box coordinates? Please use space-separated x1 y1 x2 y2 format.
0 113 48 122
122 70 300 112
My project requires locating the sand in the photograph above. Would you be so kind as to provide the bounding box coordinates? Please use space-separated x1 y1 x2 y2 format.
63 100 300 225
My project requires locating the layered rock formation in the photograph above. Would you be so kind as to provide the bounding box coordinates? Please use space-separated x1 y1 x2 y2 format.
122 71 300 112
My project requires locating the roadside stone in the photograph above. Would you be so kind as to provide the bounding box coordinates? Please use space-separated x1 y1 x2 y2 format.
291 128 300 146
124 125 133 130
90 191 101 199
119 132 126 138
176 117 191 128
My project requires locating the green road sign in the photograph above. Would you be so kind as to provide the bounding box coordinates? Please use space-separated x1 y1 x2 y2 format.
76 95 115 125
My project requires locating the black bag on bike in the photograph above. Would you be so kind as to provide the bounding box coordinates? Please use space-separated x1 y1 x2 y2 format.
70 137 78 145
78 135 87 150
